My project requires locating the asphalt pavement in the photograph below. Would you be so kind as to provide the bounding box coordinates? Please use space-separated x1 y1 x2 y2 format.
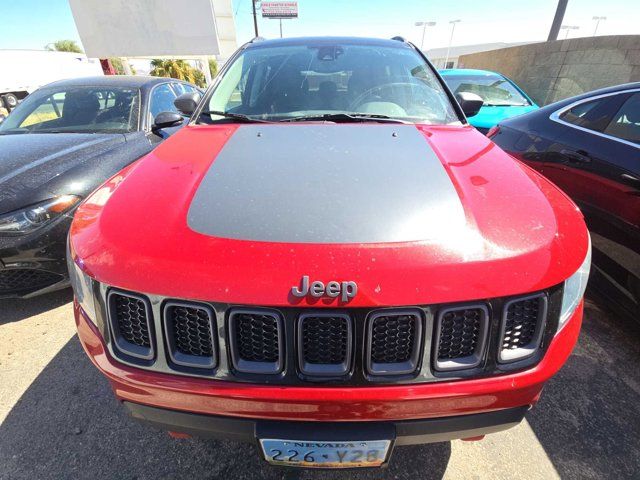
1 289 639 480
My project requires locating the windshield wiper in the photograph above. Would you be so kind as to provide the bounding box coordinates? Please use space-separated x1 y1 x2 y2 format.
200 110 273 123
279 113 409 124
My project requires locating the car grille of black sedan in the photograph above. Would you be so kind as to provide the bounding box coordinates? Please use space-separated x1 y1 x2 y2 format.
99 285 562 385
0 269 63 295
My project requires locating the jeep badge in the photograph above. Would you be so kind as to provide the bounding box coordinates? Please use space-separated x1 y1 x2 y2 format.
291 275 357 302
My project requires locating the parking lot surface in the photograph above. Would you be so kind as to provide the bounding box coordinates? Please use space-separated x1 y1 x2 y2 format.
1 290 639 480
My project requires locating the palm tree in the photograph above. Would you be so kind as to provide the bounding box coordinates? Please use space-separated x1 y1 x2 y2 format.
208 58 218 78
149 59 196 83
45 40 83 53
109 58 136 75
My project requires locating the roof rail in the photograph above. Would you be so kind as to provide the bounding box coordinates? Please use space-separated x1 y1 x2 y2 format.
391 36 407 42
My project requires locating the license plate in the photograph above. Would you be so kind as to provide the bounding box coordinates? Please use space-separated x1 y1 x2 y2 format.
259 439 391 468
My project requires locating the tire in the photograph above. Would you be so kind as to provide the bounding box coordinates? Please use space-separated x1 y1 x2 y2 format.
1 93 19 110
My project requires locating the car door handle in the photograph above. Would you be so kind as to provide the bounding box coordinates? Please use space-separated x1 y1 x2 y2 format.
560 149 591 164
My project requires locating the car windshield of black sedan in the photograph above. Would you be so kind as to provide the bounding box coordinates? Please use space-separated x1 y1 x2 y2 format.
443 74 531 106
203 42 459 124
0 86 140 134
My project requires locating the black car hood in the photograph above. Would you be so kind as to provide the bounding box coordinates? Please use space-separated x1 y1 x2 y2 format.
0 133 127 215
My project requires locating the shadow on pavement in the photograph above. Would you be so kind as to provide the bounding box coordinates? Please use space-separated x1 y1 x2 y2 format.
0 335 451 480
526 296 640 480
0 288 73 325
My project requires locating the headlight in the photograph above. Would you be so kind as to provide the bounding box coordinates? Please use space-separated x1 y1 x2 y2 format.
559 235 591 330
0 195 80 234
67 239 97 325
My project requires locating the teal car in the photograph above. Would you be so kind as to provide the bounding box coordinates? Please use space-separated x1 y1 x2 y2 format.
439 69 538 134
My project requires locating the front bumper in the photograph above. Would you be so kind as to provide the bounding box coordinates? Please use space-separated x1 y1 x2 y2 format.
125 401 529 445
75 300 582 426
0 216 71 298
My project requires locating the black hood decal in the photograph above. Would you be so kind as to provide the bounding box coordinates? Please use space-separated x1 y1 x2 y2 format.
188 124 466 244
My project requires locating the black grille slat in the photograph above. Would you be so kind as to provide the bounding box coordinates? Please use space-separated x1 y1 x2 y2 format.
163 303 217 369
502 299 540 351
229 310 283 374
236 313 280 362
499 294 547 363
437 309 482 360
169 306 214 357
433 305 488 372
0 269 62 294
113 294 150 348
298 313 352 376
371 315 415 364
302 316 349 364
107 290 154 361
367 310 422 376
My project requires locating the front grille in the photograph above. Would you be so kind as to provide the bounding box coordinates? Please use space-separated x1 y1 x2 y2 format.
164 302 216 368
0 269 62 294
100 286 559 384
229 309 283 374
499 294 548 363
434 305 488 371
298 313 352 376
107 290 154 360
367 310 423 375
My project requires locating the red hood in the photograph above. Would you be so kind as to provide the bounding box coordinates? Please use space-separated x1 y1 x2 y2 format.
70 123 589 307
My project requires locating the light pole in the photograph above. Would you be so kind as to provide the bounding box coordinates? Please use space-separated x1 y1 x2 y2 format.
547 0 569 41
560 25 580 40
414 21 436 50
444 20 461 69
252 0 259 37
592 16 606 36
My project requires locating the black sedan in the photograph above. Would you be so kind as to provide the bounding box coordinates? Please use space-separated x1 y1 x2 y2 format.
490 82 640 320
0 75 198 298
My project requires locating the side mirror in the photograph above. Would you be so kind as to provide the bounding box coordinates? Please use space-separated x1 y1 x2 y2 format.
455 92 483 118
174 92 201 116
152 111 183 131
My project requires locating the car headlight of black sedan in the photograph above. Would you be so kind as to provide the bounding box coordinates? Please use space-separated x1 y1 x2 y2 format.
0 195 81 235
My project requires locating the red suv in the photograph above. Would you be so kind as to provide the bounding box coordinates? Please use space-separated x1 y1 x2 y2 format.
69 37 590 469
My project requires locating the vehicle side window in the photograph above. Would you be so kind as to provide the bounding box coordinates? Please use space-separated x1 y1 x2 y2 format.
603 92 640 145
172 83 197 96
172 83 185 96
559 94 628 133
149 83 178 118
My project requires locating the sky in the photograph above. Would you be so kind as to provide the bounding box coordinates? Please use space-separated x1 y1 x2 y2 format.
0 0 638 53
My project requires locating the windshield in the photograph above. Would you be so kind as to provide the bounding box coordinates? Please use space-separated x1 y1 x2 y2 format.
201 42 459 124
0 86 140 134
442 74 531 107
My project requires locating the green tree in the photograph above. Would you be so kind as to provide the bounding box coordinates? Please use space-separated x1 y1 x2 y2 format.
45 40 83 53
192 70 206 88
149 59 196 83
109 58 136 75
208 58 218 78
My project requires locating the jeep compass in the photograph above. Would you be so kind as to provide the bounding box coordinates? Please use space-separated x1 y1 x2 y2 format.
69 37 590 469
